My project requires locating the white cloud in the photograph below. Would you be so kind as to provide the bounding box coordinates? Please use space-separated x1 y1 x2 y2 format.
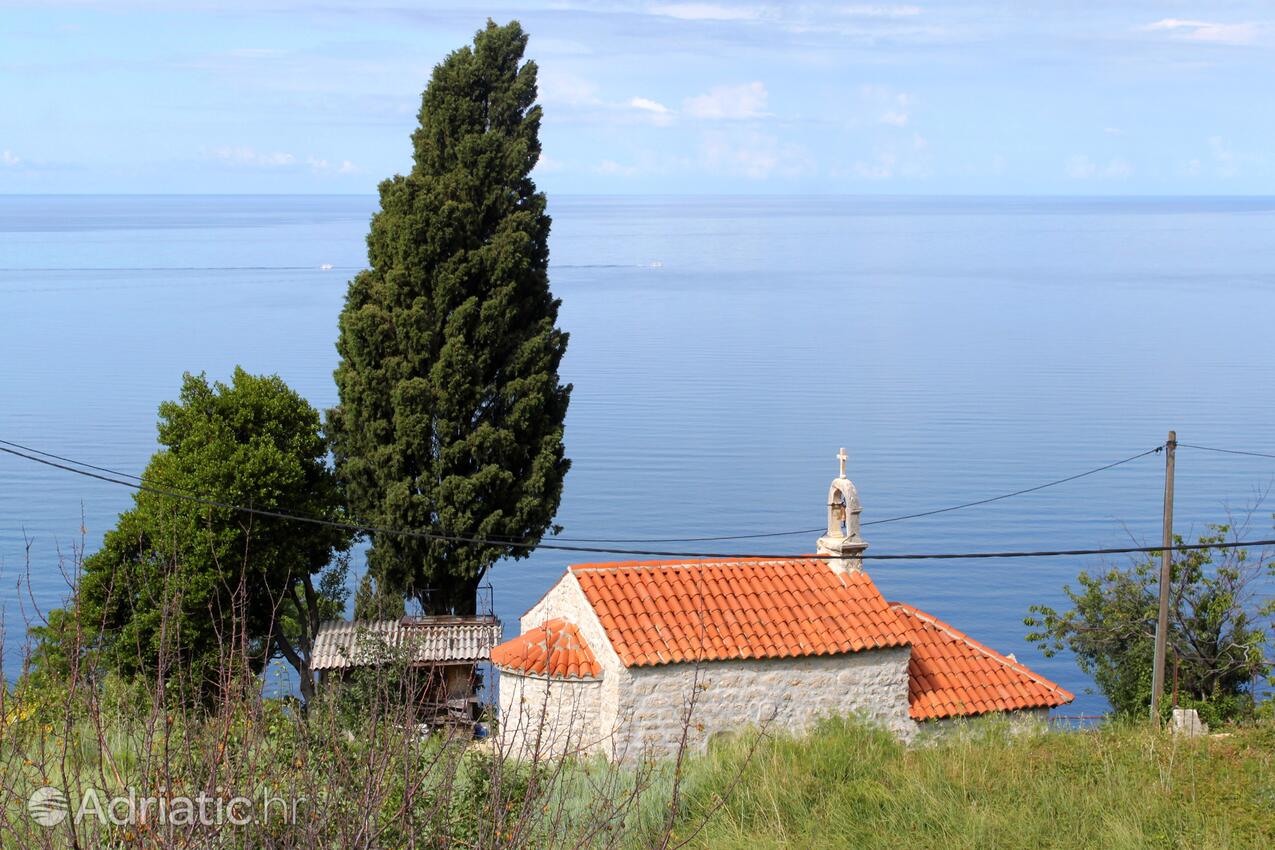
838 4 921 17
644 3 922 26
774 4 935 38
1 149 20 167
630 96 671 114
647 3 763 21
703 135 776 177
207 146 357 174
629 96 675 126
1144 19 1262 46
699 130 811 179
683 81 768 119
1065 155 1132 180
844 139 930 180
834 91 930 181
860 85 914 127
308 155 360 175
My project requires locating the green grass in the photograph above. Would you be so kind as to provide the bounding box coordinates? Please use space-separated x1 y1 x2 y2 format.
658 716 1275 850
5 686 1273 849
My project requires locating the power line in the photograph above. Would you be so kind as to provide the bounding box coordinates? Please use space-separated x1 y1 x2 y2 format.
535 444 1165 542
0 438 1164 545
3 441 1272 562
0 435 815 545
1178 442 1275 461
0 266 360 272
558 526 826 543
0 438 148 484
0 437 199 495
861 445 1164 527
840 538 1275 563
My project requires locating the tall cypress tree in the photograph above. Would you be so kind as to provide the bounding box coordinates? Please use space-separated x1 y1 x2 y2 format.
328 20 570 615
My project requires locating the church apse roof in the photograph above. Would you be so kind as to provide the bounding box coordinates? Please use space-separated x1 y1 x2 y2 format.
491 618 602 679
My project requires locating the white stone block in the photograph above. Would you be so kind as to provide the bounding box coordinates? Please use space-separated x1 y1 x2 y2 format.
1171 708 1208 736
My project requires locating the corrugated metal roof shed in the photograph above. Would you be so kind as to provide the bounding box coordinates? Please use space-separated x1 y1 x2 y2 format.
311 617 503 670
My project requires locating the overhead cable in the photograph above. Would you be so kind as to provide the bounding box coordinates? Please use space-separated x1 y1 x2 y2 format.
3 442 1272 562
0 438 1164 544
1177 442 1275 461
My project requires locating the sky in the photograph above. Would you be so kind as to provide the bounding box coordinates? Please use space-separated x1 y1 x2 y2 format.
2 1 1274 194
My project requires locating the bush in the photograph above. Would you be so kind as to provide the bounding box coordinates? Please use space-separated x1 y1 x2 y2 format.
1026 524 1271 720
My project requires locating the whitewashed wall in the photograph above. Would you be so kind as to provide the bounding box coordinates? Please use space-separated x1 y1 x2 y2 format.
496 669 603 760
521 572 626 745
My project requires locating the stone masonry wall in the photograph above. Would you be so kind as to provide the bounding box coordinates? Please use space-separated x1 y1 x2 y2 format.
496 670 603 760
606 646 914 761
916 706 1051 738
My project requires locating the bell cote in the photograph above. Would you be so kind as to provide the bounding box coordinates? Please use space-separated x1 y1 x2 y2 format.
816 447 869 575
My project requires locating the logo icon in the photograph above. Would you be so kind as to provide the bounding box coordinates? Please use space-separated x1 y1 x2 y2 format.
28 786 69 827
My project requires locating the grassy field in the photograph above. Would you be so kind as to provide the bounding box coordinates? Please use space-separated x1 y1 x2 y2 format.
3 680 1273 849
662 716 1275 850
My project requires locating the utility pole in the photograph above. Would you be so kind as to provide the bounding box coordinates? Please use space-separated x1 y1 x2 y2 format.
1150 430 1177 723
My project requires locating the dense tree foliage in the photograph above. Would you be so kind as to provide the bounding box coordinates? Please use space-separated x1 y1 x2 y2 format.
39 369 349 703
1026 525 1272 722
328 20 570 614
353 572 406 621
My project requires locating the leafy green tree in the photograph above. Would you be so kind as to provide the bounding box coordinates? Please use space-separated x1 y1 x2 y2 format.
327 20 570 614
45 369 350 703
1026 525 1271 722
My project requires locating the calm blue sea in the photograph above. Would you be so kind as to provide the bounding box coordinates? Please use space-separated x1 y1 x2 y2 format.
3 194 1275 715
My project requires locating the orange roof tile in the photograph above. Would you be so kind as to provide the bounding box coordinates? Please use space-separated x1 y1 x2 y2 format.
568 558 910 667
491 619 602 679
890 602 1074 720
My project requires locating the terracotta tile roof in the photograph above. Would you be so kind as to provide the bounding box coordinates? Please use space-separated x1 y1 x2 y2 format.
491 618 602 679
568 558 910 667
890 602 1074 720
311 617 501 670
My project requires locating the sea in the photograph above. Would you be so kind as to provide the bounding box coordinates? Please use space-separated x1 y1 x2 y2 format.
3 194 1274 716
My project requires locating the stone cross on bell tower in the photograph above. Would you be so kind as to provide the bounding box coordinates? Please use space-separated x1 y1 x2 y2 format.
817 446 869 575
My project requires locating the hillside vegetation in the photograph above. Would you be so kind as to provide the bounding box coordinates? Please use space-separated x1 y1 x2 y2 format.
4 678 1273 849
661 716 1275 850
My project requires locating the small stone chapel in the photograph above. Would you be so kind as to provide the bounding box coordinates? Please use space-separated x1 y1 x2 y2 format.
491 450 1073 760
